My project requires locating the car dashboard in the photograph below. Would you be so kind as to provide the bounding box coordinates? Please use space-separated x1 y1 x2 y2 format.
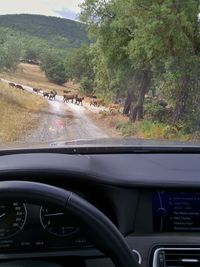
0 151 200 266
0 201 92 254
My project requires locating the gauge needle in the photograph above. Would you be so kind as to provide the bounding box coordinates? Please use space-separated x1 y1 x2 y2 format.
44 213 64 217
0 213 5 219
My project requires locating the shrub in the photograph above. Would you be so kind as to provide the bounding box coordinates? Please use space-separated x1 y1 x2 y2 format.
115 121 137 136
144 101 166 122
140 120 190 141
40 50 67 85
115 119 190 141
99 110 109 117
45 62 66 85
80 76 94 93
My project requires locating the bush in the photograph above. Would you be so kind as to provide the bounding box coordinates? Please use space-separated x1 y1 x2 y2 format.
115 121 137 136
181 112 200 134
140 120 189 141
80 76 94 93
40 50 67 85
144 101 166 122
45 62 66 85
0 38 22 71
115 119 190 141
140 120 168 139
99 110 109 117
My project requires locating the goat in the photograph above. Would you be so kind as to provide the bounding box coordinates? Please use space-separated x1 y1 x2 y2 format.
63 94 77 103
43 92 49 98
33 88 40 94
75 96 84 105
15 84 24 91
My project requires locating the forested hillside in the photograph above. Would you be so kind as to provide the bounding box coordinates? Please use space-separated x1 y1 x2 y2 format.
0 14 88 49
0 14 89 84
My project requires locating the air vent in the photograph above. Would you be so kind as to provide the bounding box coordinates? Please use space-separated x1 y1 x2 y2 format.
153 248 200 267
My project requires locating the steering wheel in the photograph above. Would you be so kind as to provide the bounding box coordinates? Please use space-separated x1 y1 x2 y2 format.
0 181 138 267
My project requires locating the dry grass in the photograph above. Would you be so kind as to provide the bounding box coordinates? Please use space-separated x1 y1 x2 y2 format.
0 63 79 96
0 82 47 144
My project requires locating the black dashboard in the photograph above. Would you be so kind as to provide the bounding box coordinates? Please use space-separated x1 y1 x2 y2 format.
0 151 200 266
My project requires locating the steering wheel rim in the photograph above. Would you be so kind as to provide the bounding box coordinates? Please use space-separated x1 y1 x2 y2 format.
0 181 138 267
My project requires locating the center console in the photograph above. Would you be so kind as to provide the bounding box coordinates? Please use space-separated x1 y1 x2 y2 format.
153 190 200 232
151 190 200 266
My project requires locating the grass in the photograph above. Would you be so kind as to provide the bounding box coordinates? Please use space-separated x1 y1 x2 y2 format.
88 108 190 141
0 63 79 96
0 82 47 144
115 119 191 141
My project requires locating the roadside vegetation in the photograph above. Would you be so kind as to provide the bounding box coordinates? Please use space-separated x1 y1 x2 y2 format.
0 82 47 143
93 111 191 142
76 0 200 141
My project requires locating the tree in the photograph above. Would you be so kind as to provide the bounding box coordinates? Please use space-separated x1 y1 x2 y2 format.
80 0 154 120
127 0 200 123
65 45 95 93
80 0 200 126
0 34 22 71
22 38 47 62
40 50 67 85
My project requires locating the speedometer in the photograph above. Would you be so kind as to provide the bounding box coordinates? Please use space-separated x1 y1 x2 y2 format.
0 202 27 239
40 206 79 237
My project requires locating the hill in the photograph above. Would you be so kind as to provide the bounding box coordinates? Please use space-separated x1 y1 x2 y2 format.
0 14 89 49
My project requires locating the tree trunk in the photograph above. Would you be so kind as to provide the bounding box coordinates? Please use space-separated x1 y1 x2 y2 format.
129 69 151 122
123 78 136 115
173 76 189 123
123 90 134 115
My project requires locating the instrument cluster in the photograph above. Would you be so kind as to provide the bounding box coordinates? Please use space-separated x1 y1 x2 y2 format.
0 201 79 239
0 201 91 252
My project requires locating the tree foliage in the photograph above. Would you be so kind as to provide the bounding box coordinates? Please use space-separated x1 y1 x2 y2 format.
0 14 89 84
65 45 95 93
40 50 67 85
0 14 89 50
80 0 200 128
0 28 22 71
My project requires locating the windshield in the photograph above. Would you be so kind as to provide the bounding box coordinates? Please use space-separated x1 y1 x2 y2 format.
0 0 199 148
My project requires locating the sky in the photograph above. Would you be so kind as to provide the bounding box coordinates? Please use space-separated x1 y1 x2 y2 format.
0 0 84 20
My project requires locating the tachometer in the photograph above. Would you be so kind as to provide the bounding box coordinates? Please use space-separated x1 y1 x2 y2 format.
40 206 79 237
0 202 27 238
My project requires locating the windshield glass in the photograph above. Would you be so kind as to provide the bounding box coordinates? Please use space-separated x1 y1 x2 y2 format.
0 0 199 148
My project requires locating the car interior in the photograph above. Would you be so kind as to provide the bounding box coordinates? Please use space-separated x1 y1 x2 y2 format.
0 0 199 266
0 146 199 267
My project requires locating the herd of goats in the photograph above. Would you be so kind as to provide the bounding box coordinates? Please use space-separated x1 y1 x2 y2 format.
8 82 122 112
7 81 173 117
8 82 85 105
35 88 86 106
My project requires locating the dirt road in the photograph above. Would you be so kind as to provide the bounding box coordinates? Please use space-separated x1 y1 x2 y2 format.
1 79 108 143
24 97 108 143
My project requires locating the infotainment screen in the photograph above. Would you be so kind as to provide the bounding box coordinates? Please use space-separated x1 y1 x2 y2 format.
153 190 200 232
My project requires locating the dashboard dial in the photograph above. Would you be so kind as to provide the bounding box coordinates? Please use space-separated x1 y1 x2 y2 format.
0 202 27 239
40 206 79 237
